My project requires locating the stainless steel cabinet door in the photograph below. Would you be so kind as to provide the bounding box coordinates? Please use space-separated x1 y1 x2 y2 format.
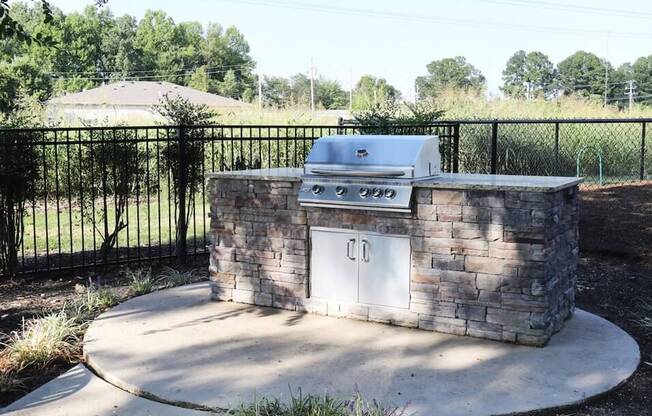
310 229 359 303
358 233 410 309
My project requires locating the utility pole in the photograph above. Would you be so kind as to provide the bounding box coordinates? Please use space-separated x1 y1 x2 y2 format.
603 61 608 106
415 82 419 103
525 82 531 100
349 69 353 112
258 70 263 110
309 59 316 112
627 80 636 112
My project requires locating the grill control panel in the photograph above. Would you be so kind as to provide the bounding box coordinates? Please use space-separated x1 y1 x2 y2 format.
298 180 413 212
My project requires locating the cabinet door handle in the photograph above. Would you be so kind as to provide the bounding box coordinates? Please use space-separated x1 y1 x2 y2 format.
346 238 356 260
361 239 369 262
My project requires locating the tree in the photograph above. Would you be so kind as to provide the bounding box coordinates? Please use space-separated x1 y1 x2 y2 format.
289 73 311 107
217 69 239 98
416 56 485 98
352 75 400 110
51 6 112 93
80 128 146 263
556 51 608 98
262 76 291 108
153 94 217 262
317 79 347 109
102 14 142 80
203 23 256 99
501 50 555 98
134 10 181 82
630 56 652 100
189 65 210 91
0 0 54 46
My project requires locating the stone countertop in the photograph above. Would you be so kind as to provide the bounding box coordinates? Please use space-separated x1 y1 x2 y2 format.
206 168 303 182
206 169 582 192
415 173 582 192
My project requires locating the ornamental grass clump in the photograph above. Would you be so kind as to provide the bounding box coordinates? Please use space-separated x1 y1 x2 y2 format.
65 285 120 321
157 266 196 288
231 390 408 416
1 310 82 369
127 268 154 296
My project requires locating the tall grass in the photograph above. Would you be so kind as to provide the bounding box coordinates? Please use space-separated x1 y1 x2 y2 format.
434 88 652 120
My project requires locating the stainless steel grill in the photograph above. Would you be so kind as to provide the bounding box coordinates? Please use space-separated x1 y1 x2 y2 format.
298 135 441 212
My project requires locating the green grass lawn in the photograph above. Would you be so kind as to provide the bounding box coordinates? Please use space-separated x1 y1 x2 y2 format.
21 191 210 260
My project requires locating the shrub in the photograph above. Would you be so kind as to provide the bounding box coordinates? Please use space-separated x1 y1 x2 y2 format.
0 94 41 277
1 311 82 369
153 93 217 262
127 268 154 296
80 127 147 263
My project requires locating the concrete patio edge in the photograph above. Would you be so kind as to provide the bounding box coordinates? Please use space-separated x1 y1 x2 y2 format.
82 283 640 416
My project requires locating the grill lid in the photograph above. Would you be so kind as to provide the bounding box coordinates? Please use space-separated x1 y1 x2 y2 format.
304 135 440 179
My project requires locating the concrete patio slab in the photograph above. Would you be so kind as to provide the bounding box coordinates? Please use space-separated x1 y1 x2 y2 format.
0 364 214 416
84 283 640 416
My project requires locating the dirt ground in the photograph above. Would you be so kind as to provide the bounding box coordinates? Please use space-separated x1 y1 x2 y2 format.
1 186 651 414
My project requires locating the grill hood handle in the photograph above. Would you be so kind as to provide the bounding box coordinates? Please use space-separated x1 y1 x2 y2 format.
309 168 406 177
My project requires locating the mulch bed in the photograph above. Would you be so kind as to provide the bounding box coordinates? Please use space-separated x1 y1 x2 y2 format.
1 185 652 413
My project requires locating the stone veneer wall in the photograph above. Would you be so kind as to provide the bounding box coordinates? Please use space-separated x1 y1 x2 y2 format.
208 178 579 346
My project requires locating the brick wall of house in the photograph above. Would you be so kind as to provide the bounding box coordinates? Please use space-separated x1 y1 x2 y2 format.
208 177 579 346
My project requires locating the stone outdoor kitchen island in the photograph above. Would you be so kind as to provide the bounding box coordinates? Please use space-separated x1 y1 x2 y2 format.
207 169 581 347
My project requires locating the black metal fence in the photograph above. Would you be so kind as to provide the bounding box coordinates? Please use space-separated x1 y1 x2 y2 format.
0 119 649 278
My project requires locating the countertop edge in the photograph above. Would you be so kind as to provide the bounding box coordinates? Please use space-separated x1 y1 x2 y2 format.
205 172 302 182
412 178 583 192
205 172 583 192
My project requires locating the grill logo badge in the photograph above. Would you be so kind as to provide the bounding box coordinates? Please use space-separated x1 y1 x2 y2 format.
356 149 368 158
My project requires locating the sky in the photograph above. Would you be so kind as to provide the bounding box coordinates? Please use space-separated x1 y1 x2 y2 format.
53 0 652 99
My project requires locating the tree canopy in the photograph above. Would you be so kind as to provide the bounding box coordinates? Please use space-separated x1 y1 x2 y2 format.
501 50 555 99
352 75 400 110
1 1 257 112
556 51 608 98
416 56 485 99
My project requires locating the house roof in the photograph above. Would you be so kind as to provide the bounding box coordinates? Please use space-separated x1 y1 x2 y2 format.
47 81 251 108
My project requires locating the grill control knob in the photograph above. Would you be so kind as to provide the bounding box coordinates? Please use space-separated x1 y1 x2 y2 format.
311 184 324 195
359 187 370 197
384 188 396 199
335 186 347 196
372 188 383 198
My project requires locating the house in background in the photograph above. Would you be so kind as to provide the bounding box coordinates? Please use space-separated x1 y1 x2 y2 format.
46 81 251 125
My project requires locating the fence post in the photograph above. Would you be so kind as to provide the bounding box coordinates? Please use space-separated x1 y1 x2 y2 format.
641 122 646 181
452 123 460 173
176 125 188 264
554 122 560 175
490 121 498 174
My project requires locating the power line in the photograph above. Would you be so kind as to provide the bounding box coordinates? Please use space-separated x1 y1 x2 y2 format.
44 63 254 77
51 67 248 82
217 0 652 39
471 0 652 20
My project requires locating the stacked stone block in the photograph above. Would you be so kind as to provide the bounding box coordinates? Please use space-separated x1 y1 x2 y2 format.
208 177 579 347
